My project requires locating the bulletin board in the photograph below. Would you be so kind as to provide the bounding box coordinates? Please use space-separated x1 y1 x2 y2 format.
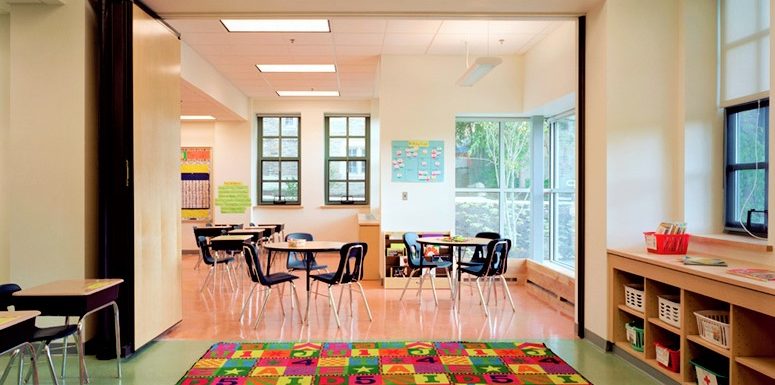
391 140 444 182
181 147 211 220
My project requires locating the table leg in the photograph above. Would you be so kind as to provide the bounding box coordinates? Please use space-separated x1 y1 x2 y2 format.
457 246 462 314
304 254 311 325
61 317 69 379
112 302 122 378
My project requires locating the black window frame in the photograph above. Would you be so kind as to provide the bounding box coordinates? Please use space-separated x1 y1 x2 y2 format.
324 115 370 205
724 98 769 236
257 115 301 205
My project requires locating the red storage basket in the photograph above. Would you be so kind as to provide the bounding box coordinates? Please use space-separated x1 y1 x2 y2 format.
643 232 690 254
654 342 680 373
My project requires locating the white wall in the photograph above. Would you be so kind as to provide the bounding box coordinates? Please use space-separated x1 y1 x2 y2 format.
378 55 523 232
251 100 374 242
7 0 98 285
0 14 8 282
523 21 577 114
181 42 250 120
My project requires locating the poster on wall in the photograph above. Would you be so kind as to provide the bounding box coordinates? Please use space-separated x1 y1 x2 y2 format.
181 147 211 220
391 140 444 183
215 182 251 214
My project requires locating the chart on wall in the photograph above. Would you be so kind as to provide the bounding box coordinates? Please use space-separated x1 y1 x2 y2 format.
181 147 211 220
391 140 444 182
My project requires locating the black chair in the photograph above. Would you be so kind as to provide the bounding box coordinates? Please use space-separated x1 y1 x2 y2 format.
198 235 237 292
285 233 328 298
0 284 80 385
460 231 501 267
310 242 372 328
240 242 301 327
459 239 516 317
399 233 454 306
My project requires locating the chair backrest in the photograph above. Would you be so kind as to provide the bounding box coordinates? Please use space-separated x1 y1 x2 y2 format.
332 242 368 283
286 233 315 266
482 239 511 276
402 232 422 268
472 232 501 260
242 242 268 286
0 283 21 310
198 235 216 265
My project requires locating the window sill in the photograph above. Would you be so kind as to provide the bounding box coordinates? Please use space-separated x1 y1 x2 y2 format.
320 205 370 209
254 205 304 209
527 259 575 279
691 233 773 253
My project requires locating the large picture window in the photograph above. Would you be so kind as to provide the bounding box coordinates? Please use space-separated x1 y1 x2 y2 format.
544 114 576 268
258 116 300 205
724 99 769 236
325 116 369 205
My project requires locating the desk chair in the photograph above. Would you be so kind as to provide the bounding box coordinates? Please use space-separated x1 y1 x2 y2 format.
399 233 453 306
310 242 372 328
0 284 80 385
285 233 328 296
459 239 515 317
240 243 301 327
198 235 237 292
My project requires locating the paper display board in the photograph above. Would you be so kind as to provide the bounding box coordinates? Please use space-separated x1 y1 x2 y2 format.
181 147 211 220
391 140 444 183
215 182 251 214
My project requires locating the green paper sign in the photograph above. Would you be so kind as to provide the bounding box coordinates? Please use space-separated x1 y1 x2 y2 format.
215 182 251 214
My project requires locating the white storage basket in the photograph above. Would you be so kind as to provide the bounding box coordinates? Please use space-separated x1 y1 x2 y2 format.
658 295 681 328
694 310 730 349
624 283 645 312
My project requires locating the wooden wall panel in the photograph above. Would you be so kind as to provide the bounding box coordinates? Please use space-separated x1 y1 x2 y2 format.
132 4 182 348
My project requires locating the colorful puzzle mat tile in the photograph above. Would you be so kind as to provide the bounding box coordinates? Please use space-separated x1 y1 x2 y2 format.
178 341 592 385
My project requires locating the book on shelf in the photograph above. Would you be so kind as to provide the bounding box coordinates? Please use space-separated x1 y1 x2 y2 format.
656 222 687 235
727 268 775 282
681 255 727 266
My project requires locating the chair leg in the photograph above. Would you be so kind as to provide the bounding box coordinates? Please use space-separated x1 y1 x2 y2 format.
417 270 425 298
328 285 341 328
23 342 45 384
336 285 345 313
276 284 286 317
485 277 493 305
429 269 439 306
200 266 214 292
255 288 272 328
475 278 490 318
356 282 373 321
290 282 303 322
74 325 86 385
240 283 257 321
446 267 455 300
61 317 69 380
43 344 60 385
399 268 419 301
500 275 516 312
348 284 354 315
0 349 18 385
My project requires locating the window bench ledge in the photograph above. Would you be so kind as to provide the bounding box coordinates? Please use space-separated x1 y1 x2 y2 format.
691 233 773 253
253 205 304 209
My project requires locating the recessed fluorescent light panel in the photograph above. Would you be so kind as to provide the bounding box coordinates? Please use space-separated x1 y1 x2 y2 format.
277 90 340 97
221 19 330 33
257 64 336 73
180 115 216 121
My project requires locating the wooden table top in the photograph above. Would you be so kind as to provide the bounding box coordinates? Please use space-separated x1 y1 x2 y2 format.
211 234 253 242
229 229 268 235
416 237 493 246
0 311 40 330
12 279 123 297
264 241 344 252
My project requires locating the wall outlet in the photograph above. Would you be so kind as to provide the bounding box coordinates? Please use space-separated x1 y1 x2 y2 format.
402 192 408 201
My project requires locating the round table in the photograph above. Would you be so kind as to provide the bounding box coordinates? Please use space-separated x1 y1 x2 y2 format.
416 237 493 311
263 241 344 324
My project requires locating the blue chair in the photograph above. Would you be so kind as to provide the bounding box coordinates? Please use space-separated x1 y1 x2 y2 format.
459 231 501 267
399 233 453 305
310 242 372 328
240 242 301 327
0 283 80 385
459 239 515 317
198 235 237 292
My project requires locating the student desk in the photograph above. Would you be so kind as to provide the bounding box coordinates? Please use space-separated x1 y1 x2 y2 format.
0 310 41 384
13 279 123 384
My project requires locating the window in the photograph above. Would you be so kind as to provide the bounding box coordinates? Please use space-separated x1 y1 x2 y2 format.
544 114 576 268
454 115 576 268
258 116 300 205
325 116 369 205
455 119 532 258
724 99 769 236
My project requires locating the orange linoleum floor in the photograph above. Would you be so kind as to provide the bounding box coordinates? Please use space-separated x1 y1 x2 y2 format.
161 254 575 342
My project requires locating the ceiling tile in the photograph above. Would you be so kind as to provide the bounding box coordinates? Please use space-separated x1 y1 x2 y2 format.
333 33 385 46
385 20 442 34
383 33 434 47
488 20 550 34
331 19 387 33
335 46 382 56
437 20 489 34
380 46 428 55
